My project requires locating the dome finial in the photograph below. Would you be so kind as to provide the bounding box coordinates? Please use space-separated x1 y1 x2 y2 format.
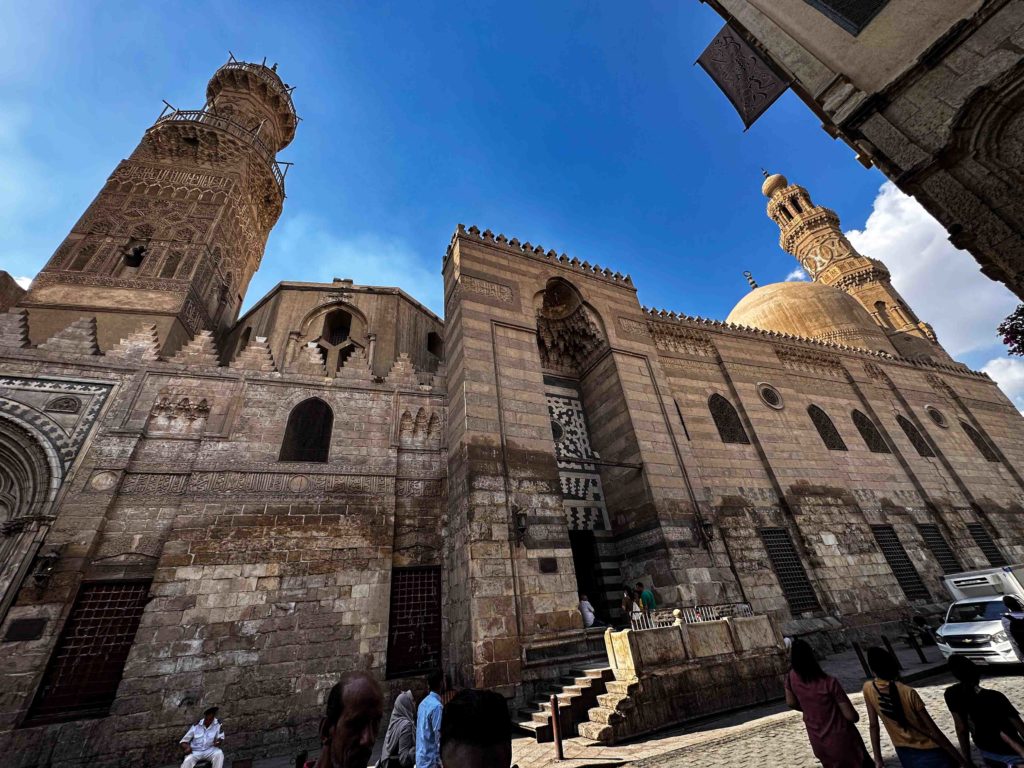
761 170 789 197
743 271 759 290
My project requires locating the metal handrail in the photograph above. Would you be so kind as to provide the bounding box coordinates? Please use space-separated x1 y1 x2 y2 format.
630 602 754 631
216 61 297 116
153 109 287 191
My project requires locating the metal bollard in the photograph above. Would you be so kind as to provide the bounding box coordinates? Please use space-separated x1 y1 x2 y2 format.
882 634 902 670
907 630 928 664
852 641 871 678
550 694 564 760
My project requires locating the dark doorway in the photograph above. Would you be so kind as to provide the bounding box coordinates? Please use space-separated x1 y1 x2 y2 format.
569 530 605 618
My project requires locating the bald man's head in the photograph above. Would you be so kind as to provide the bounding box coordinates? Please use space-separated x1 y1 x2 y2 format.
321 672 384 768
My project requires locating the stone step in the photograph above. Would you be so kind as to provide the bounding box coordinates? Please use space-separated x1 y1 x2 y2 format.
586 706 626 725
604 679 637 695
596 691 635 710
577 721 613 742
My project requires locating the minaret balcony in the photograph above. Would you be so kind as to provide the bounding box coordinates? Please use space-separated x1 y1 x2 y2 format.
151 108 291 192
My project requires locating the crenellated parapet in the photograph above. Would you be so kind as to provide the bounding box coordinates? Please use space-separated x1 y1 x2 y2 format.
447 224 635 289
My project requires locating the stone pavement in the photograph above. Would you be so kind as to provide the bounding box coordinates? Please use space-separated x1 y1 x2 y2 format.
513 669 1024 768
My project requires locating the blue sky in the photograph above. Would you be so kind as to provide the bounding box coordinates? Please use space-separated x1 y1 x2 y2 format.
2 1 1022 405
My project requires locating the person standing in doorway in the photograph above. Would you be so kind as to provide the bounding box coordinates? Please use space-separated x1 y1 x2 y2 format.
863 647 968 768
621 587 642 629
416 670 444 768
784 639 871 768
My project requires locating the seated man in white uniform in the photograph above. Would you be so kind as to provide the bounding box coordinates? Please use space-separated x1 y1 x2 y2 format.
179 706 226 768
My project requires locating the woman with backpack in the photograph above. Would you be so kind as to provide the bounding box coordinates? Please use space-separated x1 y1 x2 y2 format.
863 646 969 768
784 639 872 768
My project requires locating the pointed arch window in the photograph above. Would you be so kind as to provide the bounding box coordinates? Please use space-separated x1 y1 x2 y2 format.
961 421 1000 462
279 398 333 462
808 405 847 451
708 394 749 444
852 410 890 453
896 415 934 457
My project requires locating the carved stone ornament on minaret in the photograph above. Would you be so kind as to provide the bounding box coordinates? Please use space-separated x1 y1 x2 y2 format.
761 171 950 363
17 57 298 356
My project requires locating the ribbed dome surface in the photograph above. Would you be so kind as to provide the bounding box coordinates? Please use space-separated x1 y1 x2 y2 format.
726 281 896 354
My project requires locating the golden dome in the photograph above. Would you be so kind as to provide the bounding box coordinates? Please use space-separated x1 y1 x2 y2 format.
761 172 789 198
726 281 896 354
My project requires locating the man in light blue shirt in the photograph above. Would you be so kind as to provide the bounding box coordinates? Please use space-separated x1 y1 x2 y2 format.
415 670 444 768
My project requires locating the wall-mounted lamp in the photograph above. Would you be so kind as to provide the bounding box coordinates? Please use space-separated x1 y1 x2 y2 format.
33 548 61 587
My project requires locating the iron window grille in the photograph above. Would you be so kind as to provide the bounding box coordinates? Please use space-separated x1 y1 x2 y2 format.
759 527 821 614
24 581 150 725
917 524 962 575
967 523 1007 567
386 566 443 678
871 525 930 601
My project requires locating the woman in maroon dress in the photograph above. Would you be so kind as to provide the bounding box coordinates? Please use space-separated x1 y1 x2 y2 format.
785 639 871 768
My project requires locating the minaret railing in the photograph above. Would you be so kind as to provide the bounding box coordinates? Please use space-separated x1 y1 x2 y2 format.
152 108 287 191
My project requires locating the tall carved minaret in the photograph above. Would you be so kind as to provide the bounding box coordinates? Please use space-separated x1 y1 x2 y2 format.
761 172 949 362
19 57 297 354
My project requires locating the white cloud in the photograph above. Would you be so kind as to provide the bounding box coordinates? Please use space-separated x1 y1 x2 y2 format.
982 357 1024 413
785 267 809 282
845 182 1018 358
252 213 443 315
13 276 31 289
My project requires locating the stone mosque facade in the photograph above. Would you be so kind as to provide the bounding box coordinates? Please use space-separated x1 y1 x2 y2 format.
0 59 1023 766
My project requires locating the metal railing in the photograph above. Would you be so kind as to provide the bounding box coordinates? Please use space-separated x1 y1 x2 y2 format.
216 60 297 117
152 108 289 191
630 602 754 631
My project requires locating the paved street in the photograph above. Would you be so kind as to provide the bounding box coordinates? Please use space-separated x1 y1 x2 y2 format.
513 671 1024 768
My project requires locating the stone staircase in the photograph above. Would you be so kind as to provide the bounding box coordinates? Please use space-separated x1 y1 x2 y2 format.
514 667 614 742
577 676 640 742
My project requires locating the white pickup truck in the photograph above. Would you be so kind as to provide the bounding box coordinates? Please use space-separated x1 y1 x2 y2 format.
934 565 1024 665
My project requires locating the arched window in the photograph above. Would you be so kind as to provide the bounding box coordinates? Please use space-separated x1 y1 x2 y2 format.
896 415 934 457
323 310 352 346
807 405 847 451
279 398 333 462
874 301 893 329
708 394 749 444
790 197 803 213
961 421 1000 462
852 410 890 453
68 244 97 272
122 239 148 269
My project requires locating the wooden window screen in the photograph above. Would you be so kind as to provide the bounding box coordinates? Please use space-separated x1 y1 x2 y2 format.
24 581 149 725
808 405 847 451
802 0 889 35
872 525 930 601
896 415 934 458
759 527 821 614
961 421 1000 463
852 410 890 453
708 393 749 445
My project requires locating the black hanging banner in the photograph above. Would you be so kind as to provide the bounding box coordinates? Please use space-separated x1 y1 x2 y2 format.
697 24 791 130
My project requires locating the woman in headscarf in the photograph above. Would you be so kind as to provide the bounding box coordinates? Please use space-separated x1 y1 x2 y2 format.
378 687 420 768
